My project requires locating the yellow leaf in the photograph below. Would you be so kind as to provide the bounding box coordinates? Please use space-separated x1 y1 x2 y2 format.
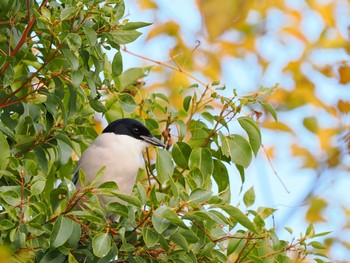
317 128 338 151
306 197 328 223
198 0 251 39
264 146 275 159
291 144 318 169
139 0 158 9
282 27 307 43
262 121 294 134
146 21 180 40
93 119 104 134
327 147 340 168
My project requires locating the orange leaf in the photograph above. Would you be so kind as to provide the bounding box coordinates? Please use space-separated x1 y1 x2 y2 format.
338 66 350 84
337 100 350 113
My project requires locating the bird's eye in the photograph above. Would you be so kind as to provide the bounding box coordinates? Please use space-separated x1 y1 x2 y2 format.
132 127 140 134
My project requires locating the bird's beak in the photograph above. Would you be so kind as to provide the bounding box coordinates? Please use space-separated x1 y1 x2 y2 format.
140 135 165 147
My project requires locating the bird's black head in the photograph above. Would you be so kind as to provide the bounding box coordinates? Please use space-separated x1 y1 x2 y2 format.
102 118 165 147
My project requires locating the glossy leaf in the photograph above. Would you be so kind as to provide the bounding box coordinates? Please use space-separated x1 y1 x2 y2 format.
189 148 213 178
172 142 192 169
212 159 229 192
238 117 261 156
220 133 252 168
83 26 97 47
218 205 257 233
50 216 74 248
92 232 112 258
112 30 142 45
243 186 255 207
142 226 159 248
112 51 123 76
0 132 10 170
156 148 174 183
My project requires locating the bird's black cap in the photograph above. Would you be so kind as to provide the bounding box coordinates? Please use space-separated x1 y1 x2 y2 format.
103 118 165 147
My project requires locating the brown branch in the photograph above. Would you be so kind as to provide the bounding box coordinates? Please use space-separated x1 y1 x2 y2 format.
235 233 253 263
18 171 26 226
0 0 49 74
0 48 60 108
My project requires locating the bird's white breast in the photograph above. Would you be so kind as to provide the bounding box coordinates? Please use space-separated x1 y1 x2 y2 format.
77 133 149 194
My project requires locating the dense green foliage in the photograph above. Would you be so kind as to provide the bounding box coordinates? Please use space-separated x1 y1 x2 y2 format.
0 0 329 262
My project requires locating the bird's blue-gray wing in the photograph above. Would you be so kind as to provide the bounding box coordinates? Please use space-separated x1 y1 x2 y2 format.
72 166 79 185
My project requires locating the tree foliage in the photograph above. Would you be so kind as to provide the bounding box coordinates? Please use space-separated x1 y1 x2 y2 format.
0 0 332 262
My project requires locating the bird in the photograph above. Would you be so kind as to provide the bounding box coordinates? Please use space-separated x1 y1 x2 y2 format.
72 118 165 221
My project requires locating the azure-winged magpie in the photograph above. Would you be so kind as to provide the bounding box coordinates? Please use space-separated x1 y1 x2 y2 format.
73 118 165 221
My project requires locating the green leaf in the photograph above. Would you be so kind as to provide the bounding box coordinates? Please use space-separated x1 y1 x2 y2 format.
306 223 315 238
303 116 319 133
218 205 257 233
189 148 213 178
60 6 78 20
238 117 262 156
120 22 152 30
114 192 141 207
89 99 107 113
112 30 142 45
153 207 187 233
114 0 125 20
284 226 293 235
309 241 327 250
189 189 212 204
118 93 137 113
212 159 229 192
1 190 20 206
183 95 192 112
259 84 278 95
31 180 46 196
172 142 192 169
39 250 66 263
92 232 112 258
66 33 82 52
50 216 74 248
152 211 171 234
106 202 129 218
62 49 79 71
220 133 252 168
259 101 278 121
0 131 10 170
0 124 15 142
71 69 84 87
112 51 123 76
142 226 159 248
170 232 189 251
159 207 185 226
83 26 97 47
243 187 255 207
118 67 149 89
314 231 332 238
156 149 174 183
66 220 81 248
0 219 15 231
54 131 73 148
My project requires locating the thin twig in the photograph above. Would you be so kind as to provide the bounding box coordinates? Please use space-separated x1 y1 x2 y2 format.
261 144 290 194
121 46 214 91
